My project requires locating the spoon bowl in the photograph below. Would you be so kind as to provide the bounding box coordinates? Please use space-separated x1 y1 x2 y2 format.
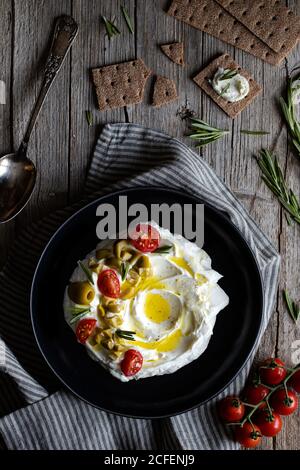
0 152 36 223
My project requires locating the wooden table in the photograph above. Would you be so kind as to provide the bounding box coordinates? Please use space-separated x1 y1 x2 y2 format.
0 0 299 450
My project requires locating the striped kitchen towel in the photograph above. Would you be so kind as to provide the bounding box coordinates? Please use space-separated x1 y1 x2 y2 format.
0 123 280 450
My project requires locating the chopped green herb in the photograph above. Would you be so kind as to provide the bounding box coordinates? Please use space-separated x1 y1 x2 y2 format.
154 245 173 254
78 260 94 285
220 82 231 97
121 6 134 34
240 130 269 135
283 290 300 323
121 261 130 281
101 15 120 40
116 329 136 341
85 110 93 126
188 117 229 148
219 69 238 81
69 309 91 324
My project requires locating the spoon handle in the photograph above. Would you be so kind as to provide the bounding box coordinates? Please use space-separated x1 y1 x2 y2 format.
19 15 78 156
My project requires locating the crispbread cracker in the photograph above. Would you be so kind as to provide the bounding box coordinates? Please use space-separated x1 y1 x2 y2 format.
193 54 262 118
216 0 300 53
92 58 151 111
167 0 287 66
152 76 178 107
161 42 185 66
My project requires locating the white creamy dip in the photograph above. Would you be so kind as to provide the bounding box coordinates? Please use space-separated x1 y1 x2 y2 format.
212 67 249 103
63 222 229 382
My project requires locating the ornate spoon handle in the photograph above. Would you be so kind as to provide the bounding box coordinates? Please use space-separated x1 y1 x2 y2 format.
20 15 78 154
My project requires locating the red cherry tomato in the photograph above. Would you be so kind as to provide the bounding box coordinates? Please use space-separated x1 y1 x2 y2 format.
235 422 262 448
97 269 120 298
270 388 298 416
289 369 300 393
129 224 160 253
218 396 245 422
243 383 269 405
120 349 143 377
259 358 287 385
254 408 282 437
76 318 97 344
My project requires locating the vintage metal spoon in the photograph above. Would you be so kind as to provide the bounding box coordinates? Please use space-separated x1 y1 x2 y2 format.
0 15 78 223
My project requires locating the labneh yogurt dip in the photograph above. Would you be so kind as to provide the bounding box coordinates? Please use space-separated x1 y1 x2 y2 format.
63 222 229 381
212 67 249 102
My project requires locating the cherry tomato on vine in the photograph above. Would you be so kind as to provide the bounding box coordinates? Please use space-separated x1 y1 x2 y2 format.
243 383 269 405
76 318 97 344
129 224 160 253
235 422 262 448
259 358 287 386
253 408 282 437
218 396 245 422
121 349 143 377
270 388 298 416
97 269 120 298
289 369 300 393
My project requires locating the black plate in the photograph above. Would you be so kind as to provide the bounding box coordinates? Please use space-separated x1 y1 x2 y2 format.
30 187 263 418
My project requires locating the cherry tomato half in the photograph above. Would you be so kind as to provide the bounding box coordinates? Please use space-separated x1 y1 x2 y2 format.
129 224 160 253
97 269 120 298
259 358 287 386
235 422 262 448
289 369 300 393
254 408 282 437
120 349 143 377
243 383 269 405
270 388 298 416
218 396 245 423
76 318 97 344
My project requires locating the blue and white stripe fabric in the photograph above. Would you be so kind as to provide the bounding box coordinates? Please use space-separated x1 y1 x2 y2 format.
0 124 280 450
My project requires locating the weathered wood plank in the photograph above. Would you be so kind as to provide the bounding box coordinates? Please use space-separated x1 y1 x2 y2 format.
12 0 71 228
0 0 14 267
70 0 135 200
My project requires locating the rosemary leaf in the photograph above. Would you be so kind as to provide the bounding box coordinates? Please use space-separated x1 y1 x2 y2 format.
220 82 231 97
85 110 93 127
154 245 173 254
218 69 238 81
256 149 300 225
280 69 300 158
121 261 130 281
116 329 136 341
240 130 269 136
101 15 120 40
121 6 134 34
283 290 300 323
78 261 94 285
70 309 91 325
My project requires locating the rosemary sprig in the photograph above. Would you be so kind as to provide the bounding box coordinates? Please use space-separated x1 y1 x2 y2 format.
85 110 93 127
218 69 238 81
116 329 136 341
240 130 269 136
188 117 229 148
78 261 94 285
283 290 300 323
101 15 120 40
121 6 134 34
256 149 300 224
280 67 300 158
154 245 173 254
121 261 130 281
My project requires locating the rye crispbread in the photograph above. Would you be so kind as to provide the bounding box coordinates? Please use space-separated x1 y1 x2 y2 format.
92 58 151 111
193 53 262 118
160 42 185 66
167 0 288 66
152 76 178 107
216 0 300 54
